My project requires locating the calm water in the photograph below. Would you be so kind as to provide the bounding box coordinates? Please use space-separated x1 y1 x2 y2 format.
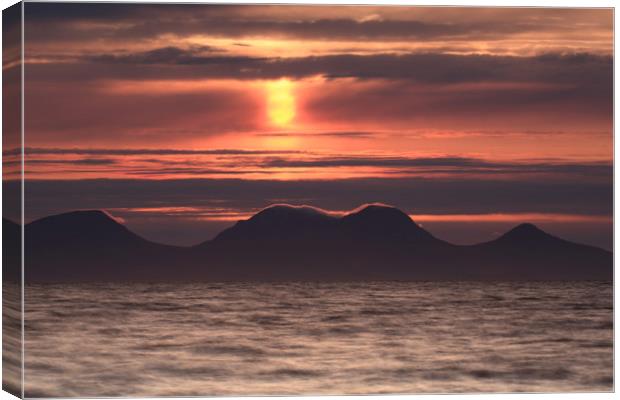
23 281 612 397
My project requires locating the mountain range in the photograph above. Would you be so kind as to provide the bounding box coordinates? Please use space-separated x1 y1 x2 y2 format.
3 204 613 282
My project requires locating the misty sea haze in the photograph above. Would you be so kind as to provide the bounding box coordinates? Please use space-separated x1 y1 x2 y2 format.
19 280 613 397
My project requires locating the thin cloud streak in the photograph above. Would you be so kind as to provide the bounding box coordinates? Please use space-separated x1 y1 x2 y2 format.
106 205 611 225
411 213 611 223
11 149 612 180
6 147 304 156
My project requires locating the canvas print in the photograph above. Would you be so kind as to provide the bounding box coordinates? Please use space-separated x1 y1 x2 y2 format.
1 2 613 397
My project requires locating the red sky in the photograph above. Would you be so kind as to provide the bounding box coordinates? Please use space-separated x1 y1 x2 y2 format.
5 4 612 248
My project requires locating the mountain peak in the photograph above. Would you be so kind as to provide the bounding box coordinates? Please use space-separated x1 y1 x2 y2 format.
341 203 434 241
64 209 119 221
493 222 560 245
27 209 138 245
348 203 410 218
213 204 337 242
251 204 335 222
505 222 546 236
343 203 414 226
30 210 123 226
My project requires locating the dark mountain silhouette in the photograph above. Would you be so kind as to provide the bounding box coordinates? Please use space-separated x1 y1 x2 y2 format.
24 210 188 282
492 223 565 245
340 204 439 243
16 204 612 282
466 222 612 281
210 204 441 245
28 210 145 246
195 204 455 281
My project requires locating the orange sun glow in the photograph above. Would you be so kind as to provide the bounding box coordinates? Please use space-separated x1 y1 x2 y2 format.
267 79 296 127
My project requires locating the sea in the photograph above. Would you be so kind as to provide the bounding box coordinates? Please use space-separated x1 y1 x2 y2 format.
15 281 613 397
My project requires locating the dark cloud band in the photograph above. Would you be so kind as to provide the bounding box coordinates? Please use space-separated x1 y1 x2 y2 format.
15 177 612 223
35 50 612 87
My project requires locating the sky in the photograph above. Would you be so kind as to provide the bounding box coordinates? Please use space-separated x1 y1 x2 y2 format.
4 4 613 249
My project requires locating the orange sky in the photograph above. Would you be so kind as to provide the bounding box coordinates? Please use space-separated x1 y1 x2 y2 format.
5 4 613 248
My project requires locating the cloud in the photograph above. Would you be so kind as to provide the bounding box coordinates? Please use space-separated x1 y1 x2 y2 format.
16 177 612 226
65 51 610 86
44 158 116 165
8 148 612 181
10 148 612 179
261 155 612 176
85 46 262 66
24 4 611 43
295 69 611 131
6 147 303 156
25 47 611 91
255 131 377 138
263 155 492 168
123 168 262 176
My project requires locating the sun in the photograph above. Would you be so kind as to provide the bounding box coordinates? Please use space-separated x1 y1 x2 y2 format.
266 79 296 127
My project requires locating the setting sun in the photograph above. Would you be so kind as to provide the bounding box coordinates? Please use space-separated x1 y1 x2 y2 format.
267 79 296 127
